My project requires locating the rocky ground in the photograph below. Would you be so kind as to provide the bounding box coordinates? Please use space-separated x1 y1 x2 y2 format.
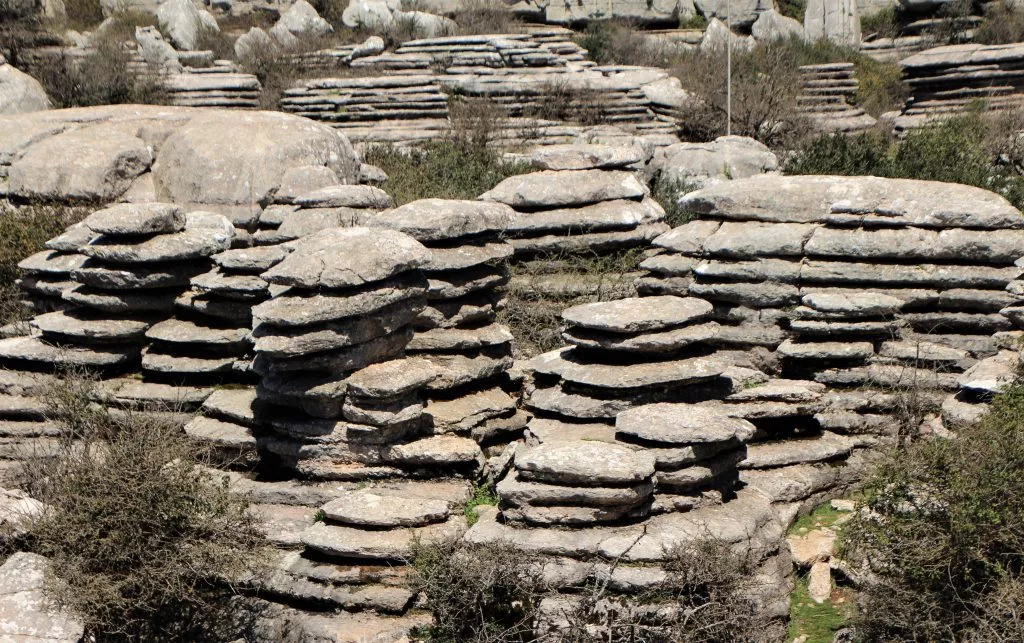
1 0 1023 641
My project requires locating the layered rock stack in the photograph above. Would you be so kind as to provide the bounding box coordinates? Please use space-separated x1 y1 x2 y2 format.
279 49 684 150
15 225 88 315
636 174 1024 463
893 42 1024 133
0 204 233 375
253 183 394 246
479 159 668 258
163 67 262 109
251 226 485 480
371 199 524 458
797 63 877 133
523 295 729 423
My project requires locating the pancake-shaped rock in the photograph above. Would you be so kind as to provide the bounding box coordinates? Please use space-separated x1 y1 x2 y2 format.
372 199 515 242
83 203 185 236
515 441 656 486
261 227 430 290
615 403 756 445
562 296 713 334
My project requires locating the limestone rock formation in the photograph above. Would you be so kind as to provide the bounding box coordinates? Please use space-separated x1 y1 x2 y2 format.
0 56 50 115
270 0 334 47
893 43 1024 133
798 63 877 133
0 553 84 642
752 8 803 41
0 107 360 212
480 165 668 257
156 0 220 51
804 0 861 46
646 136 779 190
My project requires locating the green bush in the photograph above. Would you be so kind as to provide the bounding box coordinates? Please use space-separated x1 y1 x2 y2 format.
362 140 532 205
14 375 268 641
786 113 1024 210
841 381 1024 641
650 175 700 228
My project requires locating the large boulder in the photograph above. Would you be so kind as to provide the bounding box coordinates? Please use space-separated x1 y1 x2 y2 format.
805 0 861 46
694 0 773 28
0 57 50 115
135 25 183 73
8 121 152 201
701 18 756 53
0 553 84 642
156 0 220 51
342 0 400 29
752 8 803 42
0 106 361 211
152 109 360 213
646 136 779 190
270 0 334 47
234 26 276 61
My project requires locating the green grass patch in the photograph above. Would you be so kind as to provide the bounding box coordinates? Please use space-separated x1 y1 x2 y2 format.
787 576 850 643
463 483 499 526
363 141 533 206
788 503 844 535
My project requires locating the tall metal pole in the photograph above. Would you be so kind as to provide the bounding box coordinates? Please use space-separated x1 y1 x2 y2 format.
726 0 732 136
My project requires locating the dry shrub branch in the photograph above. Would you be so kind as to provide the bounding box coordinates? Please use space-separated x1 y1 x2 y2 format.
12 372 268 642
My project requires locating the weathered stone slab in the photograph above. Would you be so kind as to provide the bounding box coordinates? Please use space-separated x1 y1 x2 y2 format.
372 199 514 242
346 357 439 399
252 301 418 357
562 296 712 334
72 261 202 290
301 517 464 560
408 324 512 352
479 170 646 208
252 274 427 328
508 199 661 235
516 441 655 485
82 212 233 264
615 403 755 445
293 185 393 209
83 203 185 236
562 322 719 353
740 432 853 469
529 347 723 390
262 227 430 290
321 490 451 528
31 310 149 342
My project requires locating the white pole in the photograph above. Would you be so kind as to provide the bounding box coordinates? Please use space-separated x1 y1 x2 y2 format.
726 0 732 136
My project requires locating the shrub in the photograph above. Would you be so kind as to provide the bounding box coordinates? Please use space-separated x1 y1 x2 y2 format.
500 249 643 358
0 204 89 324
411 536 541 641
452 0 524 35
778 0 806 22
550 539 780 642
63 0 104 30
841 381 1024 641
362 140 532 205
574 21 688 68
675 41 807 146
14 374 268 641
310 0 349 30
975 0 1024 45
786 113 1024 210
650 175 701 228
859 6 902 39
35 35 166 108
523 79 609 127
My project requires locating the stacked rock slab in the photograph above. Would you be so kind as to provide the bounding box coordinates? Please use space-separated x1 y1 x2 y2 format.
797 63 877 133
893 43 1024 133
636 174 1024 465
253 183 394 246
524 295 730 424
0 204 234 375
251 226 486 481
372 199 525 459
15 224 89 315
479 161 668 258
